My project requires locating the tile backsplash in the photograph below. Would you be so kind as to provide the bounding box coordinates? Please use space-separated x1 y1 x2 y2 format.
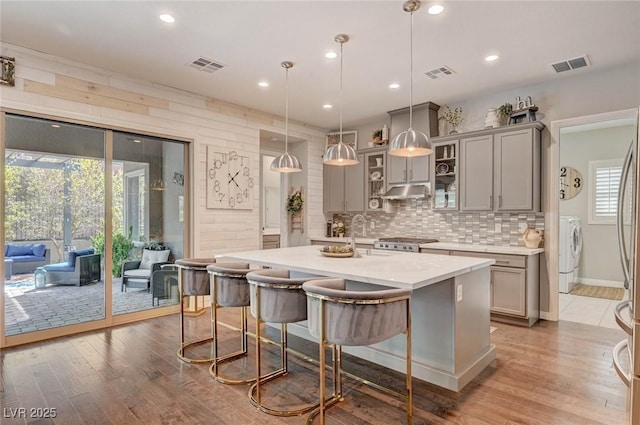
331 199 545 247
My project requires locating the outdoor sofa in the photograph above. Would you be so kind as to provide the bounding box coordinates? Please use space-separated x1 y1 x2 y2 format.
4 243 50 274
42 248 101 286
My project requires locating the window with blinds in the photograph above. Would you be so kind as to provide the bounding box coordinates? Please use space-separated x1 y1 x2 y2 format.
588 159 623 224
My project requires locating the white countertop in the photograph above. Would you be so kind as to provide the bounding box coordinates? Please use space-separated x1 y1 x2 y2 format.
217 245 494 290
310 236 543 256
420 242 544 256
309 236 378 245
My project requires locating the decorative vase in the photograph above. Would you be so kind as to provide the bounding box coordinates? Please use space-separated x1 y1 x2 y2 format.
485 108 500 128
449 127 458 135
522 228 543 248
438 118 448 137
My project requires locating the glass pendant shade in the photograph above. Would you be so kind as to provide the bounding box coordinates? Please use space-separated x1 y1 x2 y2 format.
389 0 432 158
270 151 302 172
272 61 302 173
323 34 359 166
323 142 358 165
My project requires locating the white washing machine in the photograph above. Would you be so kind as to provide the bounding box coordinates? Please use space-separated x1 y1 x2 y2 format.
559 216 583 293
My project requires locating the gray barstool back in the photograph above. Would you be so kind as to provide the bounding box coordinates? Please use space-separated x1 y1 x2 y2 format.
207 262 257 384
175 258 216 363
246 269 333 417
303 278 413 425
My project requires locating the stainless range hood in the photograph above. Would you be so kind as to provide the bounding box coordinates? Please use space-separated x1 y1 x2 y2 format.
380 184 430 200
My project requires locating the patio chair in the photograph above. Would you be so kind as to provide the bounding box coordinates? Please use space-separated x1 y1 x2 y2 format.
121 249 171 292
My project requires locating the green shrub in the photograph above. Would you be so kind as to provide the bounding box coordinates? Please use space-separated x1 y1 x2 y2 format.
91 229 134 277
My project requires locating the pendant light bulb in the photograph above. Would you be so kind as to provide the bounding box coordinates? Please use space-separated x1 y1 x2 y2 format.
389 0 433 157
323 34 359 166
271 61 303 173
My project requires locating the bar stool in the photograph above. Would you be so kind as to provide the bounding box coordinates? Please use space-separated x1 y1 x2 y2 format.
175 257 216 364
207 262 257 385
302 278 413 425
246 269 333 417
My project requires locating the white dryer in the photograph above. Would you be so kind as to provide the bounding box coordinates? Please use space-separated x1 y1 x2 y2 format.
559 216 583 293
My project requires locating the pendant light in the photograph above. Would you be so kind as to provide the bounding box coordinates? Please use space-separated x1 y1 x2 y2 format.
388 0 432 157
271 61 302 173
323 34 359 166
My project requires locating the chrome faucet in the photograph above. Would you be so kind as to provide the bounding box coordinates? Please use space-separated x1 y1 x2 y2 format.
350 214 366 255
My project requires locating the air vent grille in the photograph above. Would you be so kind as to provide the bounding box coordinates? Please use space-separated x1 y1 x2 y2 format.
551 55 590 73
187 57 225 73
425 66 455 79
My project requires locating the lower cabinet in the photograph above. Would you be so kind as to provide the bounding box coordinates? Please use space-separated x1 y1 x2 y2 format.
421 248 539 327
262 234 280 250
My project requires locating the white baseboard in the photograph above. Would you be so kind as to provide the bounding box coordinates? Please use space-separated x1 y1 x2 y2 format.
576 277 625 288
540 311 556 321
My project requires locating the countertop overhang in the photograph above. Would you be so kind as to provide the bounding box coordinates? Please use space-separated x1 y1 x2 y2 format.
217 245 494 290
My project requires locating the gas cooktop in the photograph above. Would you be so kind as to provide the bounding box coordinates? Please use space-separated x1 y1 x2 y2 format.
374 237 439 252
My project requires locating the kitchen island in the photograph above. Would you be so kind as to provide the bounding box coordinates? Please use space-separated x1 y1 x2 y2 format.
218 245 496 391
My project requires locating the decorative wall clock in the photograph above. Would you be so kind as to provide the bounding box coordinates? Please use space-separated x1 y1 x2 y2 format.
206 147 254 209
559 166 583 200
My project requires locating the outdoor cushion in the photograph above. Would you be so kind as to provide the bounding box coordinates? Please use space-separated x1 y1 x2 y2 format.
139 249 170 270
43 262 74 272
31 244 46 257
9 255 47 263
7 244 35 257
67 248 95 267
125 268 152 279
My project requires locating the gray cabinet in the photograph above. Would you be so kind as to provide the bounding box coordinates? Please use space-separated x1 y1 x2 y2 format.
420 248 539 327
323 154 365 213
388 155 430 184
365 151 386 212
387 102 437 185
432 140 459 210
459 135 493 210
458 123 542 212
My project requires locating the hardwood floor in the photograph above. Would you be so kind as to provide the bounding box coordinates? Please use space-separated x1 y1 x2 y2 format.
0 309 629 424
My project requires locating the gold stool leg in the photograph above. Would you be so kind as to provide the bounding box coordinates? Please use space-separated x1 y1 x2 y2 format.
176 267 214 363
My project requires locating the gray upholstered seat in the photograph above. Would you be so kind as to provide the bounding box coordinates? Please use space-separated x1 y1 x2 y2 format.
206 262 257 385
302 278 413 424
175 258 216 364
245 269 327 416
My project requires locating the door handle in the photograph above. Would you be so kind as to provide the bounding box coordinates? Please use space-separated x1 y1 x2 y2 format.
489 195 493 209
612 338 631 387
410 169 413 181
617 141 634 289
614 300 632 335
498 194 502 208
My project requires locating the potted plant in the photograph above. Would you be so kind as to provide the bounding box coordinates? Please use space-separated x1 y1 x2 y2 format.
442 105 463 134
371 129 383 144
497 102 513 125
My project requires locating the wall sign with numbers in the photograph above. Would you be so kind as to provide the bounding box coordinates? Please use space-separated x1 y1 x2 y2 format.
559 166 583 200
206 147 254 209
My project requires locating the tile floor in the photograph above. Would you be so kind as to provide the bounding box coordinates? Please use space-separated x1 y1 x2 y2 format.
559 290 628 329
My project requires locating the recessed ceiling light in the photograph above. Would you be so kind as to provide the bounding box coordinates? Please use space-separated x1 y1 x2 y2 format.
485 55 499 62
325 51 337 59
159 14 175 23
389 83 400 89
51 124 60 128
258 81 269 88
133 139 142 143
323 104 333 109
428 4 444 15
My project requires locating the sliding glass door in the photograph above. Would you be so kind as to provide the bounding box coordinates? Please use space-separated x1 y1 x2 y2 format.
2 113 187 344
3 114 106 337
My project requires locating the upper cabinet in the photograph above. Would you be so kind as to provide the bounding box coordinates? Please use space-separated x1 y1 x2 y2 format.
432 140 459 210
323 153 365 214
387 102 439 185
456 123 543 212
365 151 387 212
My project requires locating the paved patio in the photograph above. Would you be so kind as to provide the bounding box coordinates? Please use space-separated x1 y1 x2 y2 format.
4 275 179 336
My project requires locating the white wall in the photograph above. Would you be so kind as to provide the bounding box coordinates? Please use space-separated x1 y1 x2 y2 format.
0 43 327 257
559 125 636 285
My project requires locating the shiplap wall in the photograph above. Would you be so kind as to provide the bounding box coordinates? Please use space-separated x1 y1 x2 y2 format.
0 43 327 257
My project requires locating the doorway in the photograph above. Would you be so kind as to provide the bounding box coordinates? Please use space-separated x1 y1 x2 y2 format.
551 108 638 327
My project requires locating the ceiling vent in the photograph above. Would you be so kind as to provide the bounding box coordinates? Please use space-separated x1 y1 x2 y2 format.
551 55 590 73
425 66 455 79
187 57 225 73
